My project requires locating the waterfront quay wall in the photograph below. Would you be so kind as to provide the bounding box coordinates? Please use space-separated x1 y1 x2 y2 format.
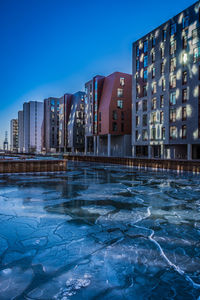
0 159 67 174
64 155 200 174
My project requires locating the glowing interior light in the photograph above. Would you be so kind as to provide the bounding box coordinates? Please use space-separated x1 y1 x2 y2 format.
183 53 188 64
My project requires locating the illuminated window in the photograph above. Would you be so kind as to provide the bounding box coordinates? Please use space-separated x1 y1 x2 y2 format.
182 16 189 29
170 75 176 88
151 112 157 124
152 66 156 78
144 55 148 67
160 111 164 124
182 125 187 139
162 79 166 91
136 84 140 98
120 77 125 86
193 47 200 63
170 57 176 72
182 107 187 121
170 108 176 122
182 30 188 49
152 97 156 109
142 129 148 141
162 127 165 140
170 40 176 55
161 46 165 59
117 100 123 109
170 92 176 105
152 51 155 63
161 62 164 75
142 114 147 126
182 89 187 102
160 95 164 108
117 88 123 97
144 40 148 53
152 82 157 94
192 27 200 45
170 126 177 139
182 71 187 85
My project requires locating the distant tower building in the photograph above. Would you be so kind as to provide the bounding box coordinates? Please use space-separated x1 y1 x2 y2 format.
10 119 18 152
18 111 24 153
23 101 44 153
3 131 9 152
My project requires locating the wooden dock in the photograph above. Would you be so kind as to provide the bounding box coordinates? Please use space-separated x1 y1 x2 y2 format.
0 159 67 174
64 155 200 174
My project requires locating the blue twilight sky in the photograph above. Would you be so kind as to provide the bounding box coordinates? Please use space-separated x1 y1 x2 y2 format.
0 0 196 148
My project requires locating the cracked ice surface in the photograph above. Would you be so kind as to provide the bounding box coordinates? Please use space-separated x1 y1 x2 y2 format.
0 162 200 299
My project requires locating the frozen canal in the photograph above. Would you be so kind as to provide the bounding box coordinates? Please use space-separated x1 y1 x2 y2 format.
0 161 200 300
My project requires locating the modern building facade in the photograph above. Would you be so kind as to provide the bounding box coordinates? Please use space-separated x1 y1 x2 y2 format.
67 91 85 153
59 93 72 152
44 97 60 153
10 119 18 152
23 101 44 153
132 1 200 160
85 72 132 156
18 111 24 153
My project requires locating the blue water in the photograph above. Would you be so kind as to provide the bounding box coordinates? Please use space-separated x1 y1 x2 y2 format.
0 161 200 300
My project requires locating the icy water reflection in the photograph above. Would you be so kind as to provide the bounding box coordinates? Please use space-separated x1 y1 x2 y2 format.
0 162 200 300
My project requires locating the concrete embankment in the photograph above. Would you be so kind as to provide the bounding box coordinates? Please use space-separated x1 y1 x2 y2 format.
64 155 200 174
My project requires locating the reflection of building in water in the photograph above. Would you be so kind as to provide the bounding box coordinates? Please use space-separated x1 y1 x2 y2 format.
132 1 200 160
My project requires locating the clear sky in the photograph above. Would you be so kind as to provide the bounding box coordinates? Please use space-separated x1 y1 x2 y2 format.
0 0 196 148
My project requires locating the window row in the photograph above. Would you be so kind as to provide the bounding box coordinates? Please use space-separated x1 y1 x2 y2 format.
135 127 166 141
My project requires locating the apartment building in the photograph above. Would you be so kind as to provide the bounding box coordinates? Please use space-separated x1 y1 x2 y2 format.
85 72 132 156
59 93 72 152
132 1 200 160
18 111 24 153
10 119 18 152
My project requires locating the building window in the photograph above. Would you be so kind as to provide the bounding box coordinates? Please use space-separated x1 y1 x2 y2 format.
121 111 124 120
136 115 139 126
170 126 177 139
152 97 156 109
170 57 176 72
182 107 187 121
136 45 139 57
193 46 200 63
136 59 140 71
117 100 123 109
162 79 166 91
143 69 148 82
182 16 189 29
152 66 156 78
151 128 156 140
152 82 157 94
144 40 148 53
121 123 124 132
112 122 117 132
182 125 187 139
170 40 176 55
182 30 188 49
170 23 176 36
112 110 117 120
151 112 157 124
152 51 155 63
182 52 188 66
117 88 123 97
160 95 164 108
182 71 187 85
161 62 164 75
136 84 140 98
144 55 148 67
135 130 139 141
162 30 167 41
170 108 176 122
160 111 164 124
143 85 147 97
120 77 125 86
170 92 176 105
182 89 188 102
192 27 200 45
142 129 148 141
142 114 147 126
136 102 139 112
162 127 165 140
170 74 176 88
152 36 156 47
161 46 164 59
143 100 147 111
